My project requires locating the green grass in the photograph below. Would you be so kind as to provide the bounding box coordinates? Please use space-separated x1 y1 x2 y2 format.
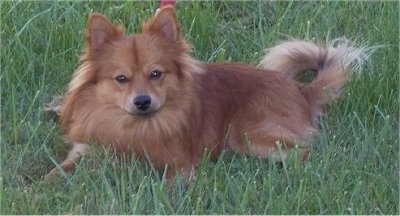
1 1 398 214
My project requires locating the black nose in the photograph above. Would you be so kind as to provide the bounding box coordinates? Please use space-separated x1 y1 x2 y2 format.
133 95 151 111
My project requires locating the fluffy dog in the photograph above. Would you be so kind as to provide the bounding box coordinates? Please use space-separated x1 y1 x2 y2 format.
45 6 369 180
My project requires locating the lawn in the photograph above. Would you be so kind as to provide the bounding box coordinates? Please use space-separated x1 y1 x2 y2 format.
1 1 398 214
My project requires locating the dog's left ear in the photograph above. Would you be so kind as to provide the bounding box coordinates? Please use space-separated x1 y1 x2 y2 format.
142 6 181 43
87 13 124 51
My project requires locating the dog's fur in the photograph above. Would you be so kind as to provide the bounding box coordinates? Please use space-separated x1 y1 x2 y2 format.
45 7 369 180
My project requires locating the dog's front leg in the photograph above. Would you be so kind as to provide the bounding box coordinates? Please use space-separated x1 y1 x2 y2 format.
44 142 90 181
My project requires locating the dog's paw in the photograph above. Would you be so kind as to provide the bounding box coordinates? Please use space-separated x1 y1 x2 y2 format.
43 95 65 115
42 168 60 182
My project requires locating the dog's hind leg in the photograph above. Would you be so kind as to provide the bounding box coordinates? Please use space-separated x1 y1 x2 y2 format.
228 125 316 162
44 142 90 181
245 135 311 162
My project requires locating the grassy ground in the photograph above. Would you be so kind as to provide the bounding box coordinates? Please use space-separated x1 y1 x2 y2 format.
1 1 398 214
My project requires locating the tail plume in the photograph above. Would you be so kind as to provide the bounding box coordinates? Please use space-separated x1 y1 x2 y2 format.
259 38 374 106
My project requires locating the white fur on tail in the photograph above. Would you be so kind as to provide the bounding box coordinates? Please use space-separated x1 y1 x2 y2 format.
259 38 373 105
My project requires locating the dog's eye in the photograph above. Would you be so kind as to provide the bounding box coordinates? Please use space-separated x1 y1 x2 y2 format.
150 70 163 80
115 75 129 83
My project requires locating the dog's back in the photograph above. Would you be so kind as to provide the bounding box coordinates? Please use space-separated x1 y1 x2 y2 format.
198 39 371 161
197 63 316 161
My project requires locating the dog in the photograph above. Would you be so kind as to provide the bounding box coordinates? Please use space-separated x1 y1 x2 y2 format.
45 6 369 181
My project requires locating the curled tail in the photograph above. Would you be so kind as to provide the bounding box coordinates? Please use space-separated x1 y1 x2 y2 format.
259 38 372 108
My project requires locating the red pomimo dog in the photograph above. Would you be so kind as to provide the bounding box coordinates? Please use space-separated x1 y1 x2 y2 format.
45 6 368 180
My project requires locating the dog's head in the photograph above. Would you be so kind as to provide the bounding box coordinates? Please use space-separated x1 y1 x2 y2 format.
70 7 203 116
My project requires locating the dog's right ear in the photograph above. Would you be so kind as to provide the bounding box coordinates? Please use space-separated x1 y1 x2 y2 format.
142 6 181 44
86 13 124 50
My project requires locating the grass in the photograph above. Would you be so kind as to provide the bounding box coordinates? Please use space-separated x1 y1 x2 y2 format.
1 1 398 214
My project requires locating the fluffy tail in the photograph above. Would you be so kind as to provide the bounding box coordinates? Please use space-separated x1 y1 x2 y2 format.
259 38 372 108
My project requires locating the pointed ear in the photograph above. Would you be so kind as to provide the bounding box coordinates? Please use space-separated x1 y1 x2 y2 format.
142 6 181 43
86 13 124 50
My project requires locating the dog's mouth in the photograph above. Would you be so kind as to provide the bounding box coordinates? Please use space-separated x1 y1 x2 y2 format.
123 94 163 117
124 105 160 117
133 109 158 117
